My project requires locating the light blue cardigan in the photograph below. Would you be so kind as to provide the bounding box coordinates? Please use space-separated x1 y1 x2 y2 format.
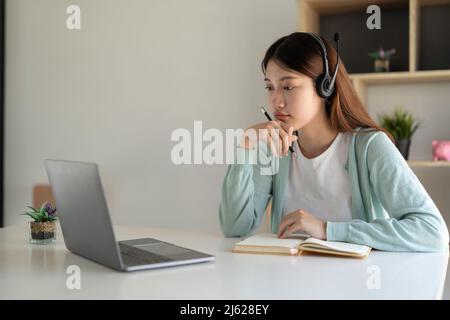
219 128 449 252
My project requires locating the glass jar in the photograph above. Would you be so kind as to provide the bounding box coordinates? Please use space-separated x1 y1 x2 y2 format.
29 221 56 244
374 58 390 72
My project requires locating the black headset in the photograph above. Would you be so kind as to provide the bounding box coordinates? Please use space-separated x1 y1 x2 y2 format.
304 32 340 99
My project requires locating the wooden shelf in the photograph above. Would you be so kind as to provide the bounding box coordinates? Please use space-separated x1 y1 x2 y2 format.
350 69 450 100
407 160 450 167
350 70 450 84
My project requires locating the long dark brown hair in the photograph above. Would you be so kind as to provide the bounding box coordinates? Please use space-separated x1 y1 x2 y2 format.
261 32 393 141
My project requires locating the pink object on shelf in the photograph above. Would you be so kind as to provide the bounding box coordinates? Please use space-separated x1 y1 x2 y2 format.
432 140 450 161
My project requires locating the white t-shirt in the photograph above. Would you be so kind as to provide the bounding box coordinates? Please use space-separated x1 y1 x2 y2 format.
282 132 353 223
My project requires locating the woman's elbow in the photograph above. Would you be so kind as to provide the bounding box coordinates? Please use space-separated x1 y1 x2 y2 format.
424 221 449 252
220 222 240 238
220 224 250 238
219 210 249 238
411 212 449 252
220 214 258 238
435 225 449 252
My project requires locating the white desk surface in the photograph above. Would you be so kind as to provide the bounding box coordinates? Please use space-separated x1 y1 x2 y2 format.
0 224 448 300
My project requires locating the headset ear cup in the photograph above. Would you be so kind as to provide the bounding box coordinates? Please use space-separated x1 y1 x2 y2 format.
321 77 334 98
315 75 329 99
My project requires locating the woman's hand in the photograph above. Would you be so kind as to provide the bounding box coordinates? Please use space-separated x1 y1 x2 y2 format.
278 209 327 240
240 120 297 157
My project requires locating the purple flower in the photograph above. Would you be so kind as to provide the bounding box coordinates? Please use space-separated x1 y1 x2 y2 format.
41 201 57 216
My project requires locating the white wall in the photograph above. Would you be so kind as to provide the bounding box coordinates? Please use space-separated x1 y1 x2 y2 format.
4 0 298 231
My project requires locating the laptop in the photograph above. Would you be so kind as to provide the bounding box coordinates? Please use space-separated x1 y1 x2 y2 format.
44 159 215 272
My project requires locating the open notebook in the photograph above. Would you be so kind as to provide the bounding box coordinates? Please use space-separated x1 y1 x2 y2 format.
232 233 371 258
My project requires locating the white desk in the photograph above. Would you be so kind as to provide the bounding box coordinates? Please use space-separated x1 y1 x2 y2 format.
0 224 448 299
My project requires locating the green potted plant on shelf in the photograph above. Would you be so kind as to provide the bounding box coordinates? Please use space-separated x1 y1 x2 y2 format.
369 47 396 72
21 201 57 244
379 106 422 160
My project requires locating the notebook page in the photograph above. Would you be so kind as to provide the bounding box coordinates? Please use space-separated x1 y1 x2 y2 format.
302 238 370 255
236 233 303 249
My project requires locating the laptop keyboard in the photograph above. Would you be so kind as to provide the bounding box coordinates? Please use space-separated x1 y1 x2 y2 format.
119 243 173 266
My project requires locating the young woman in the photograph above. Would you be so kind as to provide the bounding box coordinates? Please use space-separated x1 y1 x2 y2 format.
219 32 449 252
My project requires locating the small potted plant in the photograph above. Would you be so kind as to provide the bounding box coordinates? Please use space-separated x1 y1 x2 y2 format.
22 201 57 244
379 106 422 160
369 47 396 72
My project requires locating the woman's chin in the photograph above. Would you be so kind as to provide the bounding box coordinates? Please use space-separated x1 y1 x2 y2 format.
282 119 300 130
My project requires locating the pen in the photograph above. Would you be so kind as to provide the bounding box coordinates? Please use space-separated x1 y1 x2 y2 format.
259 107 295 154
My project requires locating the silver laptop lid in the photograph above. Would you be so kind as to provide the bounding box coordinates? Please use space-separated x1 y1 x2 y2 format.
45 159 124 271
